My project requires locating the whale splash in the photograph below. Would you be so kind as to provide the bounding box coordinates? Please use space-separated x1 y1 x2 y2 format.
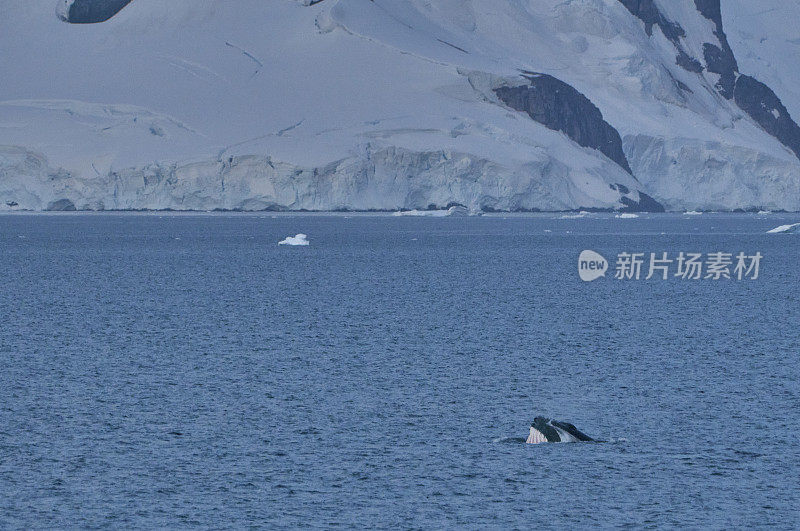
526 417 595 444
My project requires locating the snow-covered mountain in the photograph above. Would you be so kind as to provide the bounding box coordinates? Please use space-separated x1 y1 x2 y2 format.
1 0 799 212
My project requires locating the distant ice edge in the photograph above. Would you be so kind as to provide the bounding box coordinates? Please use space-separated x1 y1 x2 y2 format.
0 145 659 213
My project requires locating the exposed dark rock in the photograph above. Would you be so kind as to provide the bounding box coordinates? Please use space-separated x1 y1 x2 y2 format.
494 73 632 174
619 0 739 91
694 0 738 98
702 43 737 98
620 0 799 160
693 0 723 27
694 0 736 58
676 50 703 73
734 75 800 159
58 0 133 24
617 0 684 43
5 201 18 207
621 192 665 213
617 0 709 79
693 1 800 160
610 183 630 195
47 199 76 211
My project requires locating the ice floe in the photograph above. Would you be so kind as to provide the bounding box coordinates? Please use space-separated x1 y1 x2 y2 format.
278 233 310 245
766 223 800 233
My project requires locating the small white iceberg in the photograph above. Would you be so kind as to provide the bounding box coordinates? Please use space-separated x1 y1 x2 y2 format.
615 213 639 219
766 223 800 234
757 210 772 215
278 233 310 245
684 211 703 215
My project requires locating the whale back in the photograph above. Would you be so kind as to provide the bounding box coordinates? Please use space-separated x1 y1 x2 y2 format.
550 420 595 442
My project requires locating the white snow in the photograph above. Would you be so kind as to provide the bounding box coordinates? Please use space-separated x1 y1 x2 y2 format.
724 1 800 123
278 233 310 245
766 223 800 234
0 0 799 211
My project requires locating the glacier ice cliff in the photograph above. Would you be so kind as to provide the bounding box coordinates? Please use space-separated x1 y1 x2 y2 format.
0 144 654 212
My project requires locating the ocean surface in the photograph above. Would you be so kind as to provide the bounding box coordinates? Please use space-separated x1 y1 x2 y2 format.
1 212 798 528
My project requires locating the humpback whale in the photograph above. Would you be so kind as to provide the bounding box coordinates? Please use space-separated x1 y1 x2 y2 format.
526 417 595 444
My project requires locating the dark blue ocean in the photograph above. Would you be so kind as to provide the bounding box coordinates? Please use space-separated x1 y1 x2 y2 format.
1 213 798 528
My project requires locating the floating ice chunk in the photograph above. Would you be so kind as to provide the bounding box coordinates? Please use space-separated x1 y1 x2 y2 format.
278 233 310 245
393 209 447 217
393 205 470 217
766 223 800 234
684 211 702 215
757 210 772 215
615 213 639 219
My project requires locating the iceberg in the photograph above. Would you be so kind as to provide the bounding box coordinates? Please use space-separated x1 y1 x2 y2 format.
766 223 800 234
560 211 592 219
278 234 310 246
615 213 639 219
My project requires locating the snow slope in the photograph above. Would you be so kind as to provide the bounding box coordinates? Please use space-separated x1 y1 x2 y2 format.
724 1 800 124
0 0 798 211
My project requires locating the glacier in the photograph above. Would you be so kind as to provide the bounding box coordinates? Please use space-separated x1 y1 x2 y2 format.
1 0 799 212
